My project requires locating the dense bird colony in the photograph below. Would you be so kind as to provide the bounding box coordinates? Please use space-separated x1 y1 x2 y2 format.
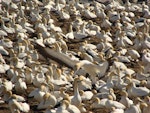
0 0 150 113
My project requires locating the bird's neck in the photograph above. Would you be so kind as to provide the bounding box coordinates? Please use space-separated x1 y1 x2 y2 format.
74 81 79 96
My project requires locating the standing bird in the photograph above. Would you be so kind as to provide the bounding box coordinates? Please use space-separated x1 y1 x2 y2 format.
69 76 83 107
